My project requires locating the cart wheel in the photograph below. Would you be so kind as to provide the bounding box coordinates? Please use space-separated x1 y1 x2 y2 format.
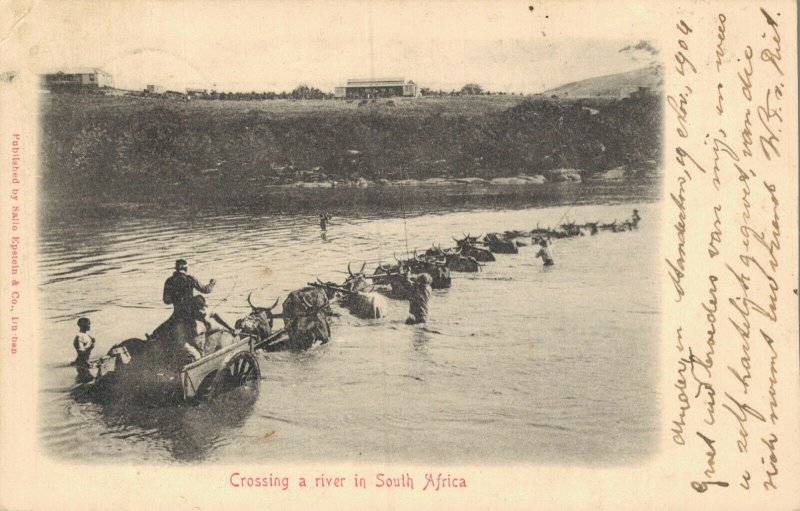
207 351 260 399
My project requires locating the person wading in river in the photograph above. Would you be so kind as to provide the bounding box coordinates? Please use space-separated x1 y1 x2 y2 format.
319 212 332 231
406 273 433 325
631 209 641 229
535 239 555 266
159 259 216 366
73 317 96 383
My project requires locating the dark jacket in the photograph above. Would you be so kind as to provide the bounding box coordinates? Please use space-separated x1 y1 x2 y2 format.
163 271 213 317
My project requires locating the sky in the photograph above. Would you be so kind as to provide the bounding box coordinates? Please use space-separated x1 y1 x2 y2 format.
7 0 661 93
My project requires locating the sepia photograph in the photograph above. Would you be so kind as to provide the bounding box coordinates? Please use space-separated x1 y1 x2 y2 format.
0 1 797 510
32 1 663 465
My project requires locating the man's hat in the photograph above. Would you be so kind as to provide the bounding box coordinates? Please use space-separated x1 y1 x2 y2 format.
416 273 433 285
175 259 188 270
77 317 90 328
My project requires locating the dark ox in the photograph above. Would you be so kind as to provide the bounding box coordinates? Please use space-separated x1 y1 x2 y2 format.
445 252 482 272
530 224 552 237
559 222 584 237
421 262 451 288
234 293 279 340
342 262 370 293
426 245 482 273
371 263 411 299
410 252 451 288
282 286 332 350
380 252 451 291
453 234 495 262
484 233 518 254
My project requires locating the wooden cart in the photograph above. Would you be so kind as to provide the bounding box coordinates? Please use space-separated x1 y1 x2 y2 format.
89 327 287 403
180 327 287 400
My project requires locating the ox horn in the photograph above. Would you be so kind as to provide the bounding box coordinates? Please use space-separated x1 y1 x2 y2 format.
247 292 279 311
347 262 354 276
360 261 366 274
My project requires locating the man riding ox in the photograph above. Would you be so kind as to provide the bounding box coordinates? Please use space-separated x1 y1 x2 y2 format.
151 294 213 366
157 259 216 366
163 259 216 314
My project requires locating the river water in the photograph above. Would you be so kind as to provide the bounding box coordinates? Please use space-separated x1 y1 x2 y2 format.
38 181 661 465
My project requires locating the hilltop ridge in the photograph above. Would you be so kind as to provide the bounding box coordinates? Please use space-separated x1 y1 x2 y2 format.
544 66 663 99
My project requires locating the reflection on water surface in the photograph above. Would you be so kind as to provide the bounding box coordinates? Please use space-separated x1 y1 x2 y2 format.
40 182 661 464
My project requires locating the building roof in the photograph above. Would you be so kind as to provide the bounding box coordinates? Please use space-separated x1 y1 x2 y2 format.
346 77 406 87
41 67 111 76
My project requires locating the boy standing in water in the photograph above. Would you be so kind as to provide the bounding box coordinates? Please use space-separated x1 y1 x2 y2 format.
535 239 555 266
73 317 95 383
319 212 332 231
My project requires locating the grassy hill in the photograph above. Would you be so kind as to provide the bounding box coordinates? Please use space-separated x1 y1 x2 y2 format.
544 66 662 99
40 88 661 203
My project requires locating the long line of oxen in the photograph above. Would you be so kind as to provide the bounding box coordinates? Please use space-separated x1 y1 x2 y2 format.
238 214 641 351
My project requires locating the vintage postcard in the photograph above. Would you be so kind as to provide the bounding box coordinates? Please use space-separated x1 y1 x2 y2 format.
0 0 797 509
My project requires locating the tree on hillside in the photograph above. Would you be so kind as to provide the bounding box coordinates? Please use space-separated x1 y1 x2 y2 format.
460 83 484 95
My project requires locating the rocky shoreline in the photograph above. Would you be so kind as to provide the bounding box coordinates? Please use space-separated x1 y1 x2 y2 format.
268 163 657 189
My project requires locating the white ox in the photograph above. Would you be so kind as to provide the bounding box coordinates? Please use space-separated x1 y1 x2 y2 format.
346 291 388 320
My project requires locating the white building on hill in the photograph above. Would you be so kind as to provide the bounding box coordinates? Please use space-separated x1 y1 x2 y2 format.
41 68 114 89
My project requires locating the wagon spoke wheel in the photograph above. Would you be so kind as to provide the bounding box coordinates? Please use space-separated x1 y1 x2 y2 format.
207 351 261 399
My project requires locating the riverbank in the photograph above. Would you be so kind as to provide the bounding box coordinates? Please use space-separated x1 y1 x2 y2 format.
41 91 661 203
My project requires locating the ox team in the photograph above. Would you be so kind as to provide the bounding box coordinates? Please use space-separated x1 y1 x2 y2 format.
70 211 647 379
71 257 434 378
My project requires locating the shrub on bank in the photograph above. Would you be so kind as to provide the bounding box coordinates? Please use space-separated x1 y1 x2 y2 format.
40 91 661 199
